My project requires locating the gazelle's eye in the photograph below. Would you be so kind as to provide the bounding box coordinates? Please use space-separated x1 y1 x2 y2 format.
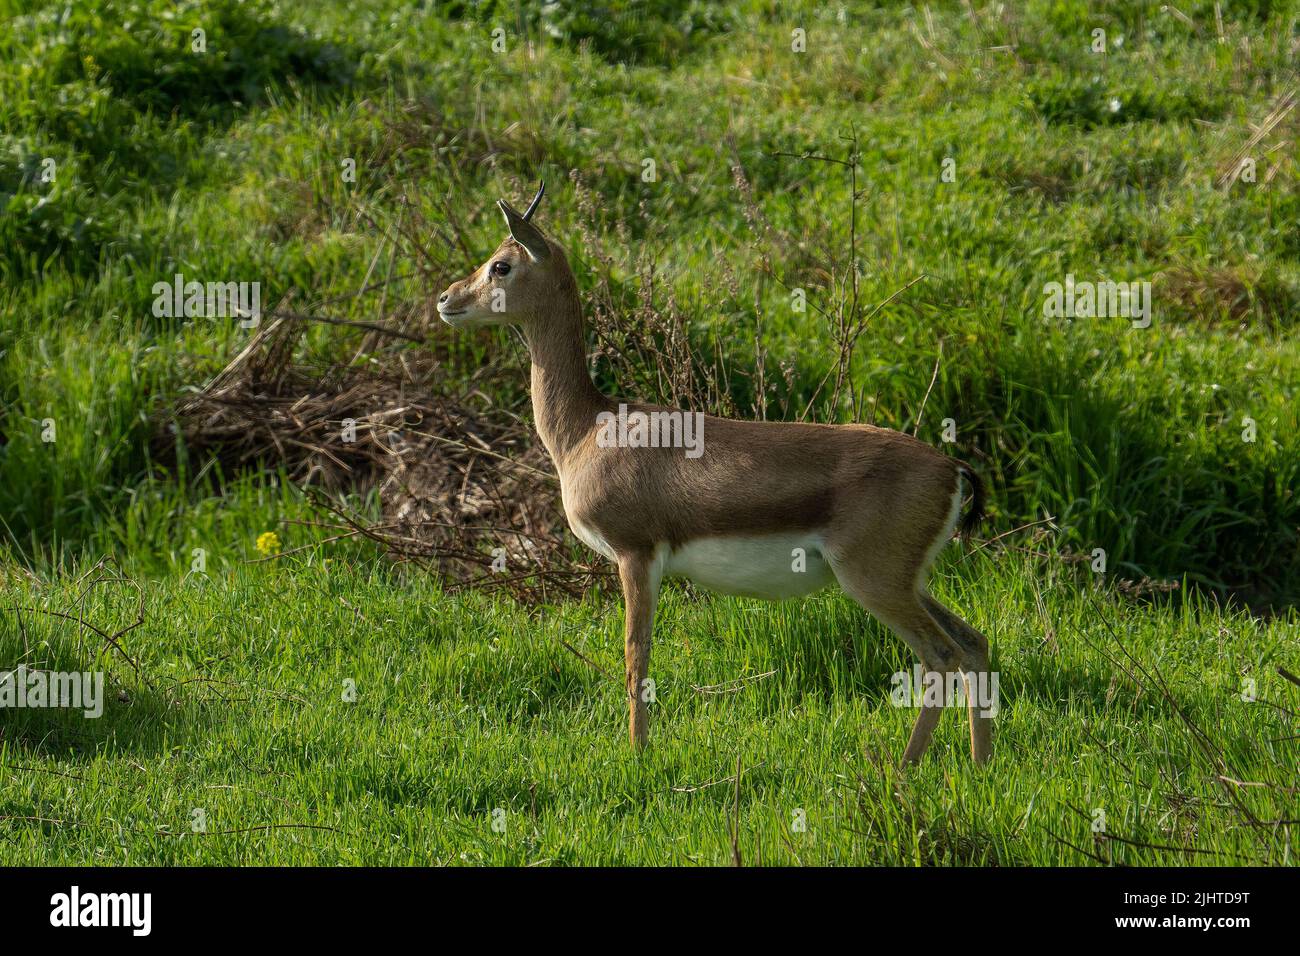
491 260 511 277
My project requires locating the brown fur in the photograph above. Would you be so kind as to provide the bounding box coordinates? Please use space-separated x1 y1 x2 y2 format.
438 192 993 764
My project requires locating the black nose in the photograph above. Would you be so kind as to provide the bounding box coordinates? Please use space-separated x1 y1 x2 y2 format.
438 291 448 304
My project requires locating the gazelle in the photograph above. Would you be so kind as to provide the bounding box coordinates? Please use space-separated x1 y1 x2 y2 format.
437 184 993 764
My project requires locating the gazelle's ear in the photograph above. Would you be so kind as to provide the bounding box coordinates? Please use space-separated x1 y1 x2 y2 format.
498 199 550 261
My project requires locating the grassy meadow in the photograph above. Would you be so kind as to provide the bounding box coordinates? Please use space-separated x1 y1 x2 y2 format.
1 0 1298 865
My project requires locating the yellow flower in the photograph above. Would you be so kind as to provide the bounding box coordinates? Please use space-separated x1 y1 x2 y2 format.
255 531 281 556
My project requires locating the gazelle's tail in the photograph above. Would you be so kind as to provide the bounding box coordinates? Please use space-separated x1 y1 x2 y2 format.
956 463 985 538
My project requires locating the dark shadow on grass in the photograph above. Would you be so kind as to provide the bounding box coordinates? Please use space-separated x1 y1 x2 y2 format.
1 0 374 280
0 670 211 763
0 604 234 762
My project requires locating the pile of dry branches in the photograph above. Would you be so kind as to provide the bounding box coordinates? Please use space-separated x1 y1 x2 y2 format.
152 136 919 604
157 314 608 601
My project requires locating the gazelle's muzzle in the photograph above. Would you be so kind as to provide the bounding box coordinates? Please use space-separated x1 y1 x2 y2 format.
437 283 472 325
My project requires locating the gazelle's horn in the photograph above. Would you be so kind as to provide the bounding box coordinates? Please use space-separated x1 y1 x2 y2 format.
523 181 545 221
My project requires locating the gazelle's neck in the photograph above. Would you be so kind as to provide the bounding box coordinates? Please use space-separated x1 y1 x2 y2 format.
522 294 607 467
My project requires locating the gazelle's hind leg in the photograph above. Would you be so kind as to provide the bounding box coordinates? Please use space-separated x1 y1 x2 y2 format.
831 563 966 765
922 594 993 764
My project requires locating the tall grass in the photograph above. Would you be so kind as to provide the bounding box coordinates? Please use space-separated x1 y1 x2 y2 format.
2 0 1296 602
1 0 1298 867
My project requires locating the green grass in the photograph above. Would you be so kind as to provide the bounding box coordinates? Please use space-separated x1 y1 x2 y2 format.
1 0 1299 864
2 550 1296 865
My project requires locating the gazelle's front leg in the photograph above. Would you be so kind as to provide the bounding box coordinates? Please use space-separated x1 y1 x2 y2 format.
617 551 660 748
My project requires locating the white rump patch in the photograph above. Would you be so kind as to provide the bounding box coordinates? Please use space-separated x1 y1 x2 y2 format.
916 474 964 592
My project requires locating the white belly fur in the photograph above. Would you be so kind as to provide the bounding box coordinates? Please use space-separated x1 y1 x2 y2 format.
569 514 618 561
568 509 835 601
663 533 834 599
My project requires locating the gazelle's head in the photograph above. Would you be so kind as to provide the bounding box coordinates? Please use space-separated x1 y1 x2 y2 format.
437 182 573 328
